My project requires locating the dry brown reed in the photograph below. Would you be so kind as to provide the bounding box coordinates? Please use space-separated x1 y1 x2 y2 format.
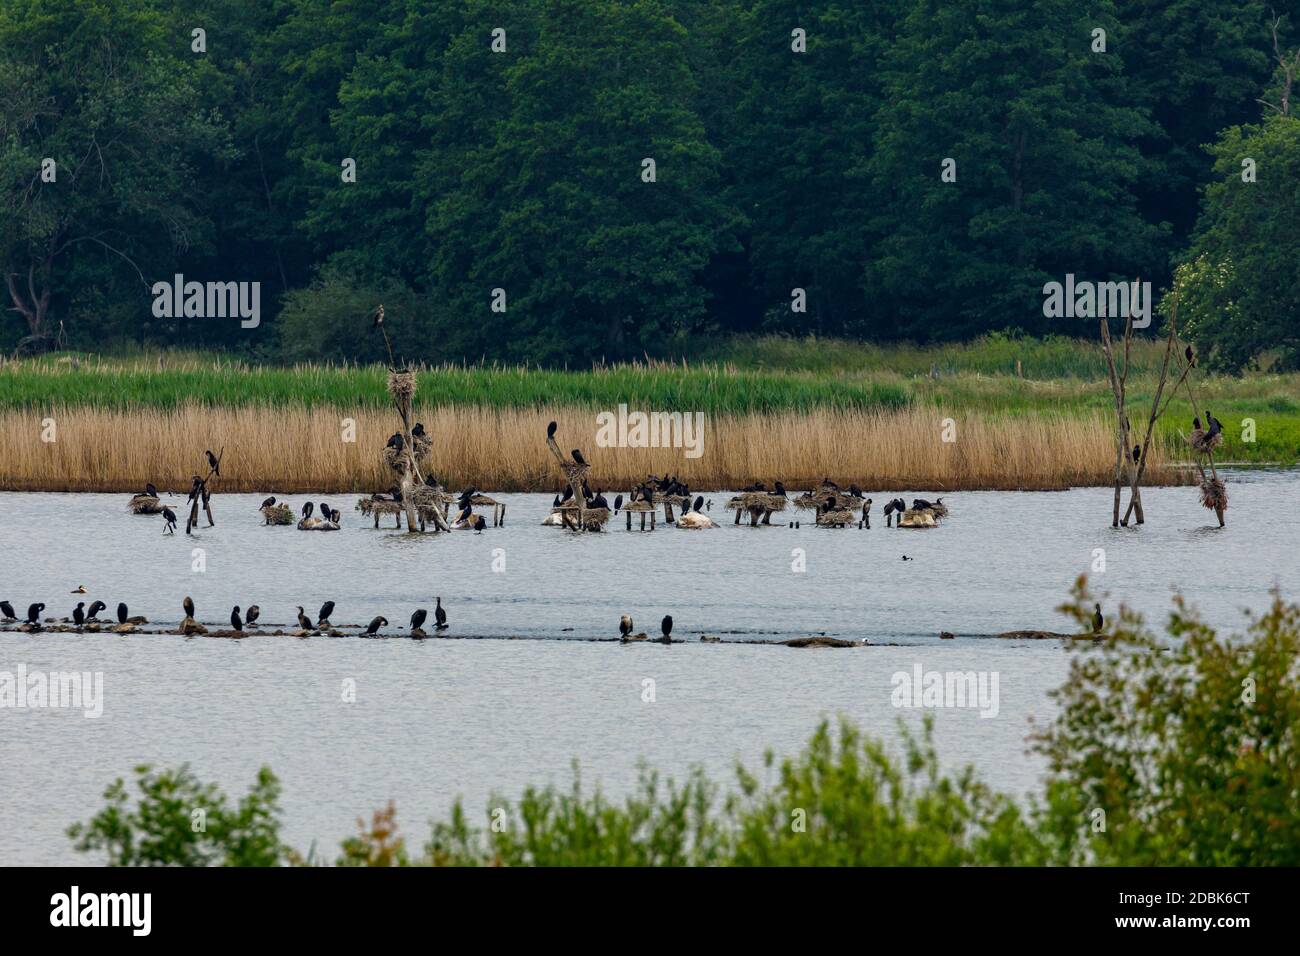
0 404 1195 492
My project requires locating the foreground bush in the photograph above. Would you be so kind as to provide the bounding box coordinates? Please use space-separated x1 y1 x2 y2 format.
70 582 1300 865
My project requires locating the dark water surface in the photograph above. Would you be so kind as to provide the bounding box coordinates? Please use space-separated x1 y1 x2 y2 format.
2 471 1295 864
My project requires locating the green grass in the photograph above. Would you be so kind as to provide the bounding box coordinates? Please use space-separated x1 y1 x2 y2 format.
5 336 1298 463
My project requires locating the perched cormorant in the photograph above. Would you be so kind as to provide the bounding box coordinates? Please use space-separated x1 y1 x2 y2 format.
571 449 587 466
246 605 260 626
411 608 428 631
145 482 158 497
261 496 276 509
183 596 195 619
1206 411 1223 438
774 481 787 497
620 614 633 638
386 432 404 451
434 597 447 630
27 603 45 624
692 495 705 514
72 602 85 626
206 449 220 476
1193 416 1202 430
301 501 314 519
161 506 178 534
613 494 623 513
1132 445 1141 463
319 601 335 624
117 602 128 624
412 422 426 439
296 607 313 631
471 515 487 532
1092 604 1103 634
547 421 558 439
1185 344 1196 368
912 499 933 511
187 475 205 503
365 616 388 636
590 490 609 510
0 600 15 620
822 477 840 490
661 615 673 639
87 600 106 620
318 502 331 520
231 606 243 631
848 483 864 498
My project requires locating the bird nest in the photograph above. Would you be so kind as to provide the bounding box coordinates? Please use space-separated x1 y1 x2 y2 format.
382 433 432 471
357 497 403 516
1199 478 1228 513
550 505 610 529
466 493 499 507
726 492 787 512
562 461 591 484
795 492 862 512
128 494 166 515
651 492 690 506
387 370 416 404
260 503 294 525
621 499 655 513
1188 428 1223 454
815 508 857 527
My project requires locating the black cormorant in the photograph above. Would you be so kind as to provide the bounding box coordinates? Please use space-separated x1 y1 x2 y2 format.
571 449 587 466
620 614 633 638
1185 344 1196 367
27 603 45 623
661 615 673 639
87 600 106 620
366 616 387 636
145 482 158 497
162 507 177 534
471 515 487 532
411 608 427 630
246 605 260 626
116 602 128 624
231 606 243 631
774 481 787 497
547 421 558 439
1092 604 1103 634
297 607 313 631
0 600 15 620
261 496 276 509
72 602 85 626
435 597 447 630
183 595 195 618
206 450 220 476
412 422 426 439
319 601 335 624
613 494 623 513
301 501 314 519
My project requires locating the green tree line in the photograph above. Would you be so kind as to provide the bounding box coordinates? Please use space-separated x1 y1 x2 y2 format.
3 0 1297 369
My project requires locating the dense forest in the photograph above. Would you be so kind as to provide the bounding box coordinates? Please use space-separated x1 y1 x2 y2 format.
2 0 1297 369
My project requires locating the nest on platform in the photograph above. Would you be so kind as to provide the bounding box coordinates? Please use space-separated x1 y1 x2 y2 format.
726 492 788 513
553 502 610 530
815 508 857 527
357 497 403 516
621 499 655 513
795 492 863 513
1199 478 1228 513
562 461 591 485
382 432 432 472
128 494 166 515
1188 428 1223 455
260 503 294 525
899 508 938 528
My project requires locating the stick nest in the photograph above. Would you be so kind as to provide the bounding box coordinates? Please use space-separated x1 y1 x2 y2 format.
1188 428 1223 455
1199 478 1228 513
726 492 788 512
260 503 294 525
387 370 416 404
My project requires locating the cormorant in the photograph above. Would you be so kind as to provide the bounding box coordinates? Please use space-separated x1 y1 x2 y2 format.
72 602 85 626
117 602 128 624
246 605 260 626
162 507 177 534
774 481 787 497
296 607 313 631
366 616 387 636
318 502 331 520
27 603 45 624
87 600 106 620
1132 445 1141 463
145 482 158 497
1092 604 1103 634
620 614 633 638
0 600 14 620
187 475 204 502
301 501 314 519
613 494 623 513
571 449 587 466
822 477 839 490
912 499 933 511
411 608 428 631
183 596 195 619
434 597 447 630
661 615 673 639
591 490 608 509
386 432 404 451
848 484 864 498
471 515 487 532
261 496 276 509
319 601 335 624
412 422 426 439
231 606 243 631
1185 344 1196 368
547 421 558 439
1193 416 1202 430
206 449 220 476
1206 412 1223 438
693 495 705 514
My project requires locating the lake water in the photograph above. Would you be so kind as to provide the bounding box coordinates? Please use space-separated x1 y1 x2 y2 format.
2 470 1296 864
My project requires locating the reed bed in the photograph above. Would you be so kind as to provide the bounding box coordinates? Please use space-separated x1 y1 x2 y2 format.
0 404 1193 492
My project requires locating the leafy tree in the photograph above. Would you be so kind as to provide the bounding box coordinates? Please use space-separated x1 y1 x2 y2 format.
1170 114 1300 371
0 0 231 352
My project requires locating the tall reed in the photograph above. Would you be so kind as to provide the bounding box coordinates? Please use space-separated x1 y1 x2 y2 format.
0 404 1191 492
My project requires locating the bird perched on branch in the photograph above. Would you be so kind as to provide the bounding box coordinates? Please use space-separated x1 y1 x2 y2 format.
161 507 177 534
205 450 220 476
371 304 384 329
1132 445 1141 463
1092 604 1104 634
1185 344 1196 368
571 449 587 466
547 421 557 439
1206 411 1223 439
